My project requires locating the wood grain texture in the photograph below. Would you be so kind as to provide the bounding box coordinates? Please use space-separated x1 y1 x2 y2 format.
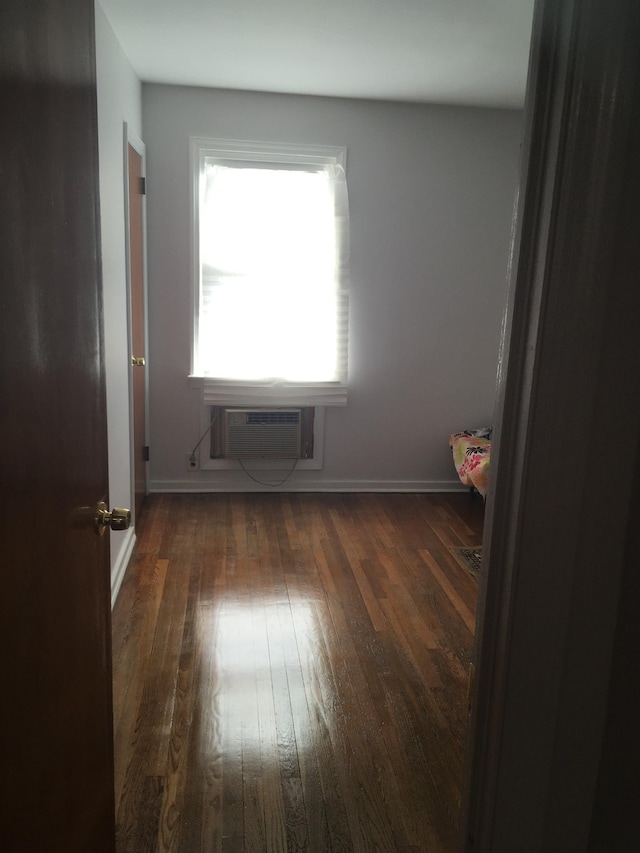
113 492 483 852
0 0 115 848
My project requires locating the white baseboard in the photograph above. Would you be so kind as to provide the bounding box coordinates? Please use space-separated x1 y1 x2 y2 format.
110 526 136 609
149 477 466 494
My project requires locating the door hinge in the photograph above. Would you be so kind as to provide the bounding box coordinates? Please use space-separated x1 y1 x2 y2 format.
140 176 146 195
142 445 150 461
467 661 475 714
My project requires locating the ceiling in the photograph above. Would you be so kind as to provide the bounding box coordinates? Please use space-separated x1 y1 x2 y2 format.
99 0 535 109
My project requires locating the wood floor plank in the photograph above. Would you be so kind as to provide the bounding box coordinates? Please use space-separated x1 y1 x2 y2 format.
113 492 483 852
273 502 348 851
257 507 310 852
418 549 477 634
157 510 207 852
177 603 224 853
219 554 246 853
312 507 413 851
113 557 169 805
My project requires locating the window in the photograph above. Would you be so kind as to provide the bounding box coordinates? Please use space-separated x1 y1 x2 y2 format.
190 138 349 406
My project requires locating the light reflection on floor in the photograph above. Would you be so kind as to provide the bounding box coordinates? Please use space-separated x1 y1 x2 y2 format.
199 594 318 760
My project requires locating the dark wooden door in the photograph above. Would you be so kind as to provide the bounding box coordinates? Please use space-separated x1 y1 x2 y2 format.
0 1 115 850
128 143 147 521
464 0 640 848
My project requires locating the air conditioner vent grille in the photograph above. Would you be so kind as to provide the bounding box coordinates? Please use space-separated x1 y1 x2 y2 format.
246 411 300 425
217 408 309 459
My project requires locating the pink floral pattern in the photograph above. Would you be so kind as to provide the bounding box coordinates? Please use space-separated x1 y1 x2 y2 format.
449 430 491 497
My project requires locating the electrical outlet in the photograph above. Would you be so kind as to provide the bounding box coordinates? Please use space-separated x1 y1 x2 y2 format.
186 451 199 471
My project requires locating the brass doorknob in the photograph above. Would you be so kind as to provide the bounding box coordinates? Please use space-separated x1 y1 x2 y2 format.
131 355 146 367
95 501 131 535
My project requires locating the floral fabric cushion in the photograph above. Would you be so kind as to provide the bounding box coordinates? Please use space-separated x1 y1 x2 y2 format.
449 429 492 497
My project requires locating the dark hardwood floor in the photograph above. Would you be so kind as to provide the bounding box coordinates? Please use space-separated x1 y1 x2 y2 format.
112 492 483 852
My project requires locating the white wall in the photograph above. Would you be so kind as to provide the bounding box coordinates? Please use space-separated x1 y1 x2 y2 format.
143 84 523 492
95 2 142 598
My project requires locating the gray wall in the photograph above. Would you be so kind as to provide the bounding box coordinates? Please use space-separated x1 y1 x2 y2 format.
143 83 522 491
95 1 142 596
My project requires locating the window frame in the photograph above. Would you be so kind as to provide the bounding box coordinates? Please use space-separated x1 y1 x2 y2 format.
189 136 348 405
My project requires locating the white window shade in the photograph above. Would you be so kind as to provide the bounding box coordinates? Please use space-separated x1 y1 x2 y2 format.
191 139 349 407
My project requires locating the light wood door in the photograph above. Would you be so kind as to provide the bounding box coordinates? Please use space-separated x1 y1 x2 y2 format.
0 1 115 849
128 143 147 521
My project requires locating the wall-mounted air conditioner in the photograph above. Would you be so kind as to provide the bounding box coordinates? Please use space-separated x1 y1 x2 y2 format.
211 407 315 460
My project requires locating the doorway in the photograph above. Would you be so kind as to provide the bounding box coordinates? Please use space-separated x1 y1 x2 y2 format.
125 129 149 524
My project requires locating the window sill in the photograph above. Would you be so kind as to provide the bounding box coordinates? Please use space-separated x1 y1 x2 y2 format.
188 375 347 407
